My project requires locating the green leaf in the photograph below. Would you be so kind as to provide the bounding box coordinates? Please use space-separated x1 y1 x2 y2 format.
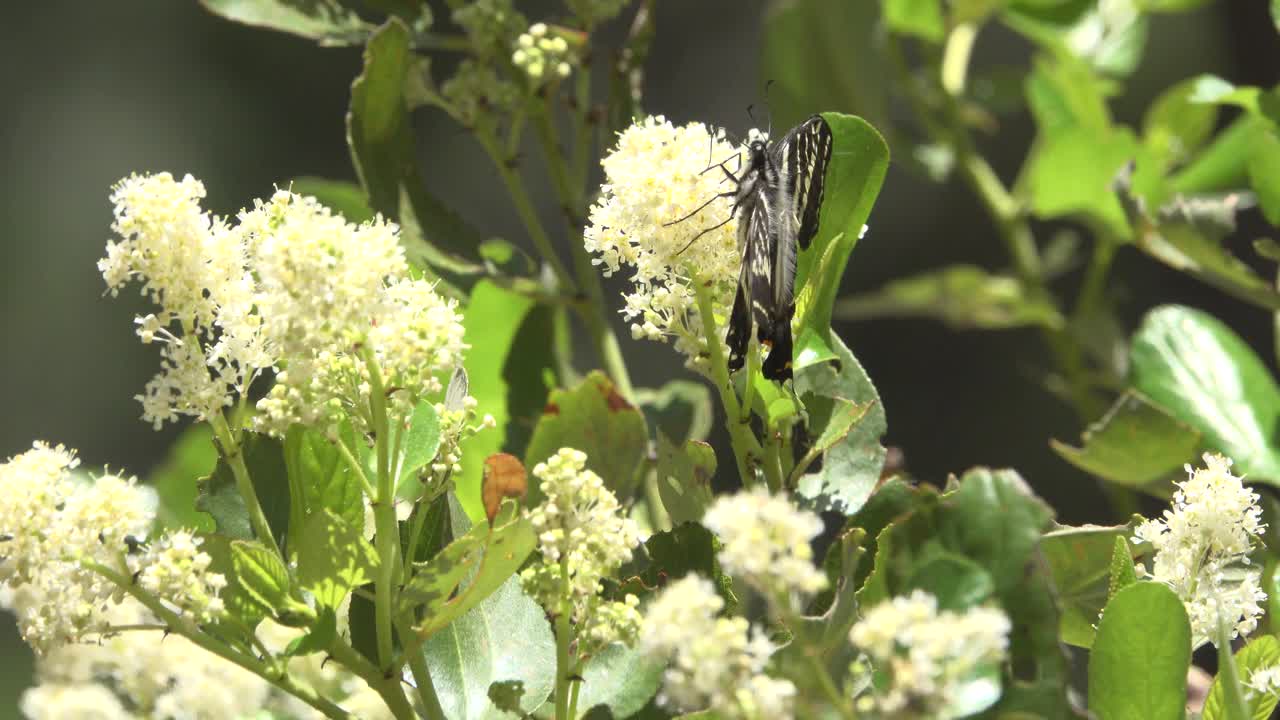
1088 582 1191 720
1203 635 1280 720
288 177 374 224
283 426 364 550
202 535 271 629
1144 77 1220 169
792 334 887 515
348 19 413 219
231 539 291 616
574 642 664 720
884 0 945 41
284 606 337 657
406 500 536 638
903 552 995 611
1025 53 1112 135
1129 305 1280 483
196 433 290 544
1138 0 1211 10
760 0 890 136
1119 180 1280 311
296 510 379 609
836 264 1065 330
1248 123 1280 227
1028 125 1135 235
1188 75 1263 114
198 0 372 45
794 113 891 338
1170 114 1267 196
1041 524 1135 648
500 304 558 457
148 425 217 533
523 371 649 503
1050 390 1201 489
1108 535 1139 601
621 523 737 612
654 434 715 526
635 381 714 444
396 400 442 502
457 281 537 522
423 577 556 720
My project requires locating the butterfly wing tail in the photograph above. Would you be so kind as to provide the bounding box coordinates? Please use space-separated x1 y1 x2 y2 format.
760 304 795 381
726 274 751 372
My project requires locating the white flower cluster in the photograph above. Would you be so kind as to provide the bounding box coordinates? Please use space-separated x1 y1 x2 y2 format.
512 23 571 81
849 590 1012 718
703 488 827 609
520 448 642 655
127 530 226 623
1132 453 1267 647
17 600 391 720
100 175 471 439
641 575 795 720
0 443 225 654
584 116 744 366
1248 664 1280 699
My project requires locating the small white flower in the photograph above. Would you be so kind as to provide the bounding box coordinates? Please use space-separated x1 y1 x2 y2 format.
520 448 642 655
512 22 573 83
128 530 227 623
849 591 1012 717
1247 664 1280 698
584 116 746 368
702 488 828 608
1132 453 1267 647
640 575 795 720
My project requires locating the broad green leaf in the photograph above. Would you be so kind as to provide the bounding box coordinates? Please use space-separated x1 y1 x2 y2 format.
202 535 271 629
500 304 557 457
1041 524 1135 648
423 577 556 720
793 326 840 372
836 264 1064 330
296 510 379 609
348 19 413 219
458 281 536 522
1120 182 1280 311
1188 75 1263 114
903 552 995 611
1025 53 1112 135
523 371 648 503
1170 114 1267 195
283 426 364 547
198 0 372 45
1107 534 1139 602
407 500 536 638
574 642 665 720
1203 635 1280 720
288 177 374 223
1028 125 1135 235
1248 124 1280 227
635 381 714 444
884 0 945 42
396 400 442 502
1129 305 1280 483
654 434 715 526
284 606 337 657
231 539 291 616
196 433 290 544
844 478 921 591
1050 390 1201 488
793 334 887 515
760 0 889 135
1088 582 1191 720
149 424 217 532
794 114 891 338
1144 77 1220 169
1005 1 1144 76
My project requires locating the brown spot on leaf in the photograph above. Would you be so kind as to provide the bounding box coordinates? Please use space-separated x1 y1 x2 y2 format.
483 453 528 524
543 402 560 415
603 385 633 412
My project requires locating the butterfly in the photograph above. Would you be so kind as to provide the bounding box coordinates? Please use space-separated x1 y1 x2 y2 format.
720 115 834 381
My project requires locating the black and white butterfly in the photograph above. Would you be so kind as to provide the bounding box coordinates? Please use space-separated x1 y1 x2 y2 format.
717 115 833 381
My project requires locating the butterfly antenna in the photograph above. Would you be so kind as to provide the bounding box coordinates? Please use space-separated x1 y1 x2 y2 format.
763 80 776 136
672 214 735 258
663 191 736 227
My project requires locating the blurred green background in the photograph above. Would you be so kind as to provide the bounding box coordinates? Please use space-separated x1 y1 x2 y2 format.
0 0 1276 714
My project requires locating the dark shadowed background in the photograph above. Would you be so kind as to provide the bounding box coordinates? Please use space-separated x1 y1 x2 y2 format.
1 0 1276 712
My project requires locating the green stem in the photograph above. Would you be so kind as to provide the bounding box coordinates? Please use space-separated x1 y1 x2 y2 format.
554 610 574 720
643 470 672 532
397 618 447 720
326 636 418 720
1215 613 1251 720
87 562 351 720
333 435 377 499
567 675 583 720
762 433 784 493
209 414 281 559
475 128 575 289
692 278 763 488
363 348 402 671
808 654 855 720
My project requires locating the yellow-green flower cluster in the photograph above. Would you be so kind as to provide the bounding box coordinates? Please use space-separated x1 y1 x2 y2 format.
512 23 572 82
520 448 642 655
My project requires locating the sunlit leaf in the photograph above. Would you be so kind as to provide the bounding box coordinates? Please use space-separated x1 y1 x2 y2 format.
1088 582 1191 720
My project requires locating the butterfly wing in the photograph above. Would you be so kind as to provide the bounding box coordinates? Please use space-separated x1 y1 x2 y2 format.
770 114 833 252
